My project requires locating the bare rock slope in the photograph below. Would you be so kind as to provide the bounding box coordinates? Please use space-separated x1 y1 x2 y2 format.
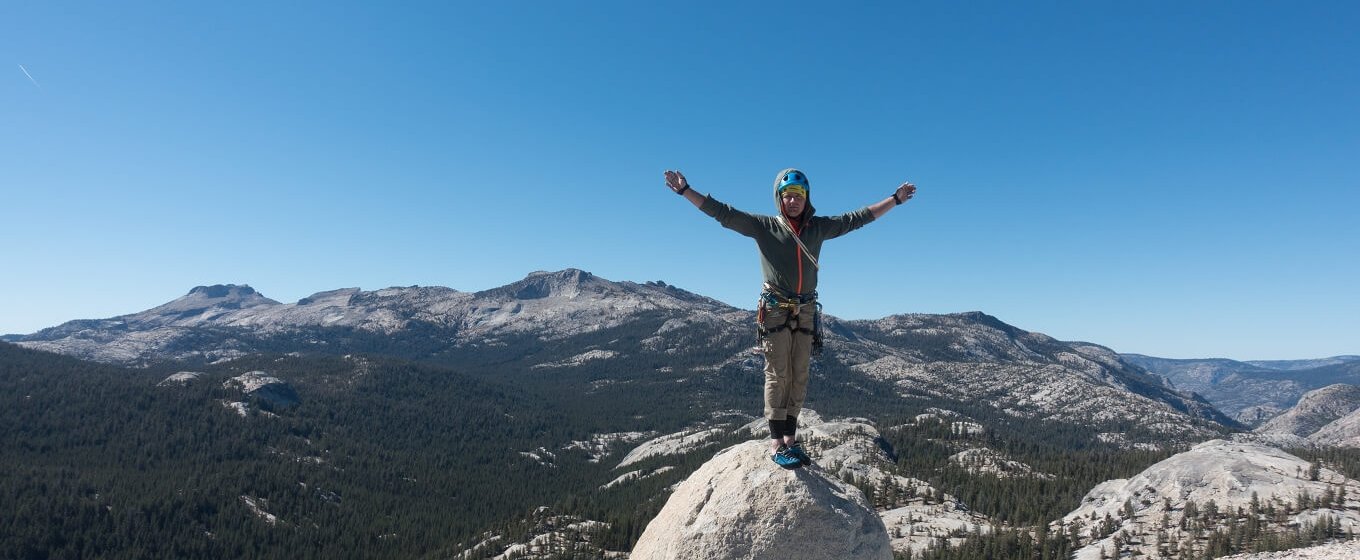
1218 540 1360 559
1057 439 1360 560
1309 408 1360 448
629 439 892 560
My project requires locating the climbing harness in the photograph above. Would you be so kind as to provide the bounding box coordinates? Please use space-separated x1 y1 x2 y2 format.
755 283 825 355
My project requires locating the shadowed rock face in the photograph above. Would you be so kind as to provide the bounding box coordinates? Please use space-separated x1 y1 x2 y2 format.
630 440 892 560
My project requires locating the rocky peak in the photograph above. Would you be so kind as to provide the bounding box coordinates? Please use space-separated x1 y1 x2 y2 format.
130 283 280 328
477 269 604 300
178 284 272 306
12 283 283 350
1256 384 1360 438
852 311 1070 364
629 439 893 560
188 284 258 298
296 288 361 306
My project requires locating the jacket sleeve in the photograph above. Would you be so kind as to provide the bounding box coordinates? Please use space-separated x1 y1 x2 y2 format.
700 195 766 238
813 207 876 240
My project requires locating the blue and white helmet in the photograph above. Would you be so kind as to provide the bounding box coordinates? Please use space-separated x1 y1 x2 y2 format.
776 169 810 197
772 168 814 219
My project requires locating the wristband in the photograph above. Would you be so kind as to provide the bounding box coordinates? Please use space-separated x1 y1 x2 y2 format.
676 184 690 196
892 192 904 205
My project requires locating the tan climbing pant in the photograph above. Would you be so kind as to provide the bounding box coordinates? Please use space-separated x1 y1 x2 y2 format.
760 301 816 421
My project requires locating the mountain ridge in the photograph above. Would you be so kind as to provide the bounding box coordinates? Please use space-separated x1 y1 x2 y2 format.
9 268 1239 444
1127 355 1360 426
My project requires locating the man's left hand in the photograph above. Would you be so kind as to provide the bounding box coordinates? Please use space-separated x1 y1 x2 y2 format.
895 182 917 203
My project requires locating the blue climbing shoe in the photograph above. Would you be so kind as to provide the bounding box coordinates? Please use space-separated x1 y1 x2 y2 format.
772 444 803 470
786 442 813 467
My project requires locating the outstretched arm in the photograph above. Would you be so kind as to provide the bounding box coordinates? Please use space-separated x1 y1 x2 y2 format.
667 169 766 238
664 170 705 209
868 181 917 218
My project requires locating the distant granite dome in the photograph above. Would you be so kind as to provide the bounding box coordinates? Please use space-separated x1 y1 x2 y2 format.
1256 384 1360 438
1057 439 1360 559
223 371 299 409
476 269 605 300
630 440 892 560
157 371 205 387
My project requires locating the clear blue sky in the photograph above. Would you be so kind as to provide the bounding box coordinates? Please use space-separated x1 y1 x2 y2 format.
4 1 1357 360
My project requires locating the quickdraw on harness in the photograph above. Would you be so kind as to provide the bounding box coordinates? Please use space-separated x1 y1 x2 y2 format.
756 283 826 355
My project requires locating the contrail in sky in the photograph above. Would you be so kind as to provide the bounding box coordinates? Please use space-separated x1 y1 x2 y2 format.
18 64 41 88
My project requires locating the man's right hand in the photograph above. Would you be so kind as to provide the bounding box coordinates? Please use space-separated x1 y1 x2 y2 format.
664 170 689 194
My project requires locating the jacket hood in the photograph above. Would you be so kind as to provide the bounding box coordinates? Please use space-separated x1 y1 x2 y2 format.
772 167 816 222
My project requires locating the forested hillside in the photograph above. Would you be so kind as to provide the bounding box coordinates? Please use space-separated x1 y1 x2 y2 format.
2 337 1231 559
0 343 621 559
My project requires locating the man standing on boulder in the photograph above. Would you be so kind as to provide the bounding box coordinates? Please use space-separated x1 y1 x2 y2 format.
663 168 916 469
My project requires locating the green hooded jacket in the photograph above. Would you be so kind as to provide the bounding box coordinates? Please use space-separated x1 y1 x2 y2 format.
699 169 876 296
